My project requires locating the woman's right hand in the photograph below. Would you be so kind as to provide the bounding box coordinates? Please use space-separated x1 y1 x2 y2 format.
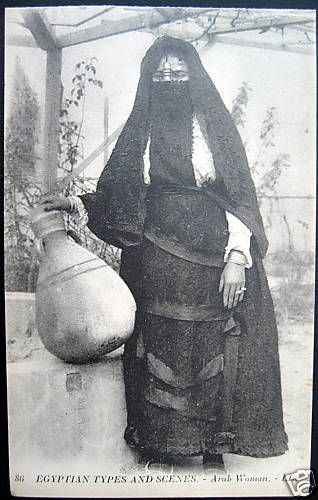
39 194 72 213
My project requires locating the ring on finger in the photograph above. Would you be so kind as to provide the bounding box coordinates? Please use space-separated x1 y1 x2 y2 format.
235 287 246 295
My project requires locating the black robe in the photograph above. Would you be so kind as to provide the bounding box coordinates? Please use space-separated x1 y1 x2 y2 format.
79 36 288 458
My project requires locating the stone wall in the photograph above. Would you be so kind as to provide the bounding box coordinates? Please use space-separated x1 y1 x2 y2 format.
5 292 136 472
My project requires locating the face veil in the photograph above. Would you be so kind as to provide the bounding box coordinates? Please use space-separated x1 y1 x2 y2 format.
87 36 268 257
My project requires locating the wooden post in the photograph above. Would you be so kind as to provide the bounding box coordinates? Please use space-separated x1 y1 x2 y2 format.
103 97 109 165
42 48 62 192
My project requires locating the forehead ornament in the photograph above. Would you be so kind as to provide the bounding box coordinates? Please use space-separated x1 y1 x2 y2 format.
163 61 172 81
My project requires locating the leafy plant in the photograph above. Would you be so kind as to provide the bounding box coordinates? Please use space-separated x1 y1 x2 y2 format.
4 58 41 291
231 82 312 324
4 56 121 293
231 81 252 130
59 58 103 179
58 58 121 271
231 83 291 201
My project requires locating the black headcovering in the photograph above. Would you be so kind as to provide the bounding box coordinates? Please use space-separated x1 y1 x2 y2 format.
85 36 268 257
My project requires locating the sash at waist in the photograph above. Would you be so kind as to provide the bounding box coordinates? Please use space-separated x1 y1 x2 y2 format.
146 184 203 196
144 231 224 268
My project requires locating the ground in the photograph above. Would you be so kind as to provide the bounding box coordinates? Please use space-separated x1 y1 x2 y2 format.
6 293 314 497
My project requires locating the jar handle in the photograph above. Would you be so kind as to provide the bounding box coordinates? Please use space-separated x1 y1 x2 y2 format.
34 229 82 260
34 238 46 260
67 229 82 246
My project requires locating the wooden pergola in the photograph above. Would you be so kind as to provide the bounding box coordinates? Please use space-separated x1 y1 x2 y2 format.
6 6 315 192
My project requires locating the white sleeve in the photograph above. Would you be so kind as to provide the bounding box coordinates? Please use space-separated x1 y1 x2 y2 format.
192 116 216 186
224 212 252 268
143 136 151 185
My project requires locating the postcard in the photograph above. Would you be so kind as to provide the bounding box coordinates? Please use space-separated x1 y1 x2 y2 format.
4 4 316 497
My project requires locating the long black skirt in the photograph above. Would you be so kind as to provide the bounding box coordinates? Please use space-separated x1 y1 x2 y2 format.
121 235 240 457
120 186 288 458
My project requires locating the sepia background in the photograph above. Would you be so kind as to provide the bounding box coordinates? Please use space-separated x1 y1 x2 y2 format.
4 6 316 497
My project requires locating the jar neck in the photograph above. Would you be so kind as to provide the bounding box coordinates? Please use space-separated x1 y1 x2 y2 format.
42 229 67 252
31 208 66 241
42 228 65 241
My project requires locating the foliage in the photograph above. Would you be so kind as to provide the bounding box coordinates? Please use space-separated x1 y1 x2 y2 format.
59 58 103 176
4 58 41 291
58 58 121 271
231 81 293 243
231 81 251 130
4 56 120 293
231 83 291 201
231 82 312 325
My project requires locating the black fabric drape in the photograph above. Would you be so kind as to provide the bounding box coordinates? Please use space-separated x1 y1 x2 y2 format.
79 36 288 458
80 35 268 257
148 81 195 186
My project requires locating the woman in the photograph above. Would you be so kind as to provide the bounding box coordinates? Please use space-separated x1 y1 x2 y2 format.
42 36 288 470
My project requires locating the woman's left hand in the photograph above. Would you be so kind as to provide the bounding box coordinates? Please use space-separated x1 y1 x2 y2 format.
219 262 246 309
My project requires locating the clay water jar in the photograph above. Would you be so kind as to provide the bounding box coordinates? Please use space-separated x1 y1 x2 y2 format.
30 206 136 363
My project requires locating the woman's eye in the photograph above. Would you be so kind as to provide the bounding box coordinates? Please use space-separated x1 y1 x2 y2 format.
172 70 187 77
153 71 164 79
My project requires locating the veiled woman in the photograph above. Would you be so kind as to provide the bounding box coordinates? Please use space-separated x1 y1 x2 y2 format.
42 36 288 470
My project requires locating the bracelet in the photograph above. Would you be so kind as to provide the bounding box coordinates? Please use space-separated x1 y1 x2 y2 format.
228 259 246 267
67 196 89 226
68 196 76 213
68 196 79 214
228 250 247 266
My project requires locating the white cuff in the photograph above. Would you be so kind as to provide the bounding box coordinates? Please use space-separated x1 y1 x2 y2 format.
224 212 252 268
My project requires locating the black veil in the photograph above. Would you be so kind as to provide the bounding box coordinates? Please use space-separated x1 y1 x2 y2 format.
81 36 268 257
79 37 288 458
